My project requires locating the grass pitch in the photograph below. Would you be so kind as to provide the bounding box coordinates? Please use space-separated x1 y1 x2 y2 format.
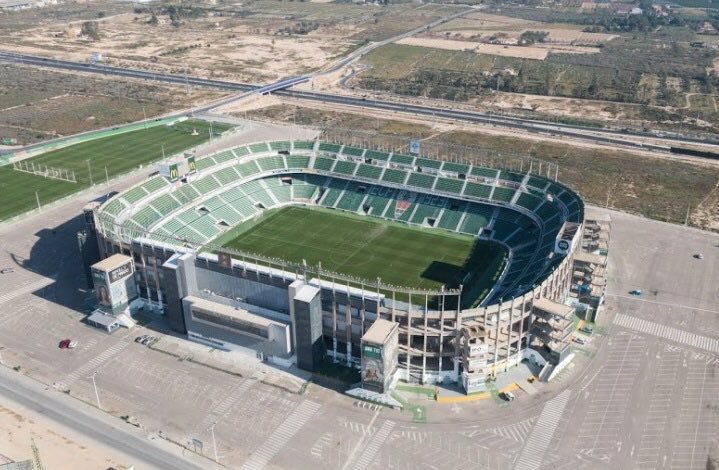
0 119 232 221
221 206 507 308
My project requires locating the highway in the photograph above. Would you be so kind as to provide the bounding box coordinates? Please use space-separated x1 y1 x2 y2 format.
1 50 717 154
0 365 205 470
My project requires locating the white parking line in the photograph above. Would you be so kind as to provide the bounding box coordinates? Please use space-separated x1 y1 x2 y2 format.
240 400 321 470
514 389 571 470
614 314 719 354
349 420 395 470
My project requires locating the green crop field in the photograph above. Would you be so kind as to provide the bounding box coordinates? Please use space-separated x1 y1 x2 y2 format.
221 206 507 308
0 119 232 221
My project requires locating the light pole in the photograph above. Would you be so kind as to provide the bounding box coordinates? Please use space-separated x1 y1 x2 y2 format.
91 371 102 410
86 159 94 186
209 422 219 462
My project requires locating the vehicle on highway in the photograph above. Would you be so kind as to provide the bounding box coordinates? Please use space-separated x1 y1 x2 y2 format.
629 289 642 296
694 253 704 259
501 391 515 402
59 339 77 349
0 268 13 274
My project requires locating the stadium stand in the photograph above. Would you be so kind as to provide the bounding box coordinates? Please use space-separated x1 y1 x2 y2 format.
463 182 493 199
341 146 365 157
390 153 415 166
435 177 465 194
333 160 357 176
100 139 584 308
407 172 436 190
381 168 408 185
356 164 383 180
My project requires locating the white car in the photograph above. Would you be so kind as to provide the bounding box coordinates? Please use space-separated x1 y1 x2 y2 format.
67 340 78 349
502 391 516 402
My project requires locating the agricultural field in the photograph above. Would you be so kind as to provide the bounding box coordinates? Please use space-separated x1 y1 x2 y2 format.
0 0 464 83
221 206 507 307
0 119 232 221
0 64 223 144
354 8 719 131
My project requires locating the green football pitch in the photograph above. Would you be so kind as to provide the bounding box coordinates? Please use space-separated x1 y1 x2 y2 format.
0 119 232 221
220 206 507 308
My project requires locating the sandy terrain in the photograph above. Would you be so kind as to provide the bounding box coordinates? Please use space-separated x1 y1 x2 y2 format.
0 11 356 83
396 37 550 59
0 401 129 470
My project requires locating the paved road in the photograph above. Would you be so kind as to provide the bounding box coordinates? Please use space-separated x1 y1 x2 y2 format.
1 51 717 155
0 366 205 470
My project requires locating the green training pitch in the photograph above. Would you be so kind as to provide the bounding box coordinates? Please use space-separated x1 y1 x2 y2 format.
220 206 507 308
0 119 232 221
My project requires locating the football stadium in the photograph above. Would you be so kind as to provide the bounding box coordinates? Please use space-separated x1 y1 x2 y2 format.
86 138 584 393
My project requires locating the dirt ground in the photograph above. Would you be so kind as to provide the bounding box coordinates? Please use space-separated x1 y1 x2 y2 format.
0 402 129 470
0 63 223 144
396 37 550 59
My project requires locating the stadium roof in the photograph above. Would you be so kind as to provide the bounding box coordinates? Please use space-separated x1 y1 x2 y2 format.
362 319 398 346
92 253 132 272
532 298 574 318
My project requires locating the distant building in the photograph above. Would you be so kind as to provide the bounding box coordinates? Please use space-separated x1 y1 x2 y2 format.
0 0 33 10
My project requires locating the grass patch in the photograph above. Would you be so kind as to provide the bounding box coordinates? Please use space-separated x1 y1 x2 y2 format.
395 382 437 399
220 206 506 307
0 119 231 221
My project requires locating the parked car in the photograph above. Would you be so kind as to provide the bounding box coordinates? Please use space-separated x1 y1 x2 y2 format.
574 337 586 345
580 326 593 335
501 391 516 402
629 289 642 296
141 336 153 345
135 336 144 343
694 253 704 259
0 268 14 274
59 339 77 349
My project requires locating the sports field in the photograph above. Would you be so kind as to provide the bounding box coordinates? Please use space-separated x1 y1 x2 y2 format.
221 206 507 307
0 119 232 221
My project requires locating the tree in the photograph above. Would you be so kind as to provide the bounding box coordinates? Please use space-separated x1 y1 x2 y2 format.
80 21 100 41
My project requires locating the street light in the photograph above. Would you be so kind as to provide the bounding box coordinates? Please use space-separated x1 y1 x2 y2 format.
90 371 102 410
208 422 219 462
86 159 94 186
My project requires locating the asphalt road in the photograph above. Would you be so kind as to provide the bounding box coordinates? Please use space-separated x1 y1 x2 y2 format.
0 366 205 470
1 50 717 155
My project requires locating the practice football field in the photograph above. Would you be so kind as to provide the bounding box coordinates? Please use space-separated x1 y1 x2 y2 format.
221 206 507 307
0 119 232 221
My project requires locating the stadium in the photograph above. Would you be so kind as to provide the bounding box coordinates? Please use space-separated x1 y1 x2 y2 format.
86 138 584 393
